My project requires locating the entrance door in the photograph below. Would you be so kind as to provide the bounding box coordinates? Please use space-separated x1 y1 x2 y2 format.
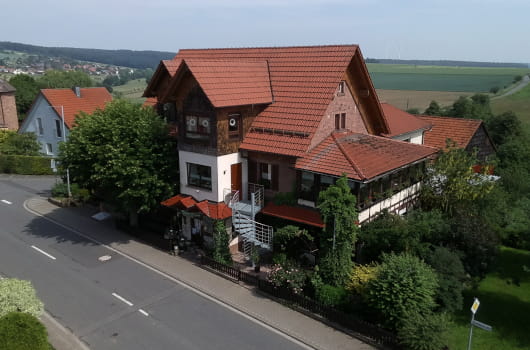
231 162 242 196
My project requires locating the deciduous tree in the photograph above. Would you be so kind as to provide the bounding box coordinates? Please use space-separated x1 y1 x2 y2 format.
59 99 178 226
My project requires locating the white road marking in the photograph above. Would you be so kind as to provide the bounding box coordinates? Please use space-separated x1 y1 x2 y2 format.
24 199 313 350
112 292 134 306
1 199 12 205
31 245 56 260
98 255 112 262
138 309 149 317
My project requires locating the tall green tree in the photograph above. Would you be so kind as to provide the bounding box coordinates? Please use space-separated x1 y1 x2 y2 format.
0 130 41 155
38 70 93 89
8 74 40 118
212 221 232 265
317 175 358 286
59 99 178 226
421 143 495 215
423 100 442 116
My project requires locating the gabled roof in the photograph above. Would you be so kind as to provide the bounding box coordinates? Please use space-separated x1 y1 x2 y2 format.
41 87 112 128
418 115 482 149
296 131 438 181
0 79 16 93
146 45 387 157
179 59 273 108
381 103 431 138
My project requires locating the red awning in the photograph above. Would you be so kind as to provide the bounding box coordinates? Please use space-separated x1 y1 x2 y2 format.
261 202 324 228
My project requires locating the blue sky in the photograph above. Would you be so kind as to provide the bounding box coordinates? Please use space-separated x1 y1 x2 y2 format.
2 0 529 63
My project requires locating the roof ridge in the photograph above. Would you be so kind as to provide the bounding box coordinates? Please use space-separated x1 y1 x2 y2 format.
179 44 359 52
332 132 366 180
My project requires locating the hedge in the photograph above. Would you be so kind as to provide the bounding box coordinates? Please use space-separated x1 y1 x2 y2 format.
0 155 54 175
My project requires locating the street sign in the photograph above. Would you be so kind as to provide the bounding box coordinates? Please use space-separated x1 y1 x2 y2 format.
471 298 480 314
471 320 492 332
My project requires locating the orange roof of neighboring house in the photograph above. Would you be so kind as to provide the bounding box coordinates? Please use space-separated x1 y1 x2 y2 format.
381 103 431 138
161 195 232 220
41 87 112 128
147 45 387 157
195 200 232 220
296 131 438 181
261 202 324 228
418 115 483 149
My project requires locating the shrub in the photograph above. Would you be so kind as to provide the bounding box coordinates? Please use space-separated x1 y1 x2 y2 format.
51 183 90 202
365 253 438 330
346 263 379 296
426 246 466 312
268 261 307 294
0 312 52 350
0 155 54 175
212 221 232 265
0 279 43 318
315 283 348 307
397 310 450 350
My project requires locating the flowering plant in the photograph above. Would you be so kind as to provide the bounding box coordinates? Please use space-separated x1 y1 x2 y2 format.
267 262 306 294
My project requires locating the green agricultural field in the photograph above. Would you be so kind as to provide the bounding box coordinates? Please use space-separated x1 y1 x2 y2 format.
492 83 530 126
446 247 530 350
367 63 530 92
112 78 147 104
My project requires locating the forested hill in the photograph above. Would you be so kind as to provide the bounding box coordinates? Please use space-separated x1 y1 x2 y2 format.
365 57 528 68
0 41 175 69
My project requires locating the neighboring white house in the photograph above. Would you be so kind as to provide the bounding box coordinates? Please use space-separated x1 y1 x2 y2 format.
18 87 112 157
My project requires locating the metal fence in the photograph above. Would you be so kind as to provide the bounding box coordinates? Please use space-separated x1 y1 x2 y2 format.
199 255 399 349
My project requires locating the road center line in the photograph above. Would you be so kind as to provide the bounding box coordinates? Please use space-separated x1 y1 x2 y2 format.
1 199 12 205
112 292 133 306
138 309 149 316
31 245 56 260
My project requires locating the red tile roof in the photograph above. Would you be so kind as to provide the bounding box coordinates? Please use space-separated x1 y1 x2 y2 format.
261 202 324 228
296 131 438 181
41 88 112 128
181 59 272 108
149 45 386 157
418 115 482 149
161 195 232 219
381 103 431 138
195 200 232 220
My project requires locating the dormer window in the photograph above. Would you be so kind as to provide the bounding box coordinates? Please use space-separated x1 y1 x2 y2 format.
337 81 345 95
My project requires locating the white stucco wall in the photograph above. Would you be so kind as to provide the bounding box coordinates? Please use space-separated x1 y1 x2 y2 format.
18 95 69 158
179 150 247 203
392 130 424 145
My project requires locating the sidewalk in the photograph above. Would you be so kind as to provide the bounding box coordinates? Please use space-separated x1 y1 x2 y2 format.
26 197 374 350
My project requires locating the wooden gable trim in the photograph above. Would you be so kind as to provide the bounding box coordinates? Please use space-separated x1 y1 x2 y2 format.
143 61 170 98
345 50 389 135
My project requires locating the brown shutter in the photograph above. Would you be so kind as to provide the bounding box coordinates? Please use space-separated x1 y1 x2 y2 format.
271 164 279 191
248 160 257 184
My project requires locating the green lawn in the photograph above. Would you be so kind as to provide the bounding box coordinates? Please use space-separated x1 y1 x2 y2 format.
367 64 530 93
492 83 530 126
447 247 530 350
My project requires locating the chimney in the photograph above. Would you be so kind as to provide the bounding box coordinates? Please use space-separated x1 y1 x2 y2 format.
72 86 81 97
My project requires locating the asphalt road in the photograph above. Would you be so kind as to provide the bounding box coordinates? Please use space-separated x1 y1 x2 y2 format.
0 175 306 350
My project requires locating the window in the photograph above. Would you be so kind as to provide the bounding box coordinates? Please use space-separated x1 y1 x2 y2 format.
337 81 345 95
300 172 315 201
335 113 346 130
257 162 279 190
36 118 44 135
228 113 241 139
46 143 53 155
55 120 62 138
187 163 212 190
186 115 211 140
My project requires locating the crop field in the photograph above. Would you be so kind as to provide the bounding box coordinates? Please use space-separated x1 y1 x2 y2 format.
112 79 147 103
492 83 530 126
376 89 472 112
367 63 530 92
